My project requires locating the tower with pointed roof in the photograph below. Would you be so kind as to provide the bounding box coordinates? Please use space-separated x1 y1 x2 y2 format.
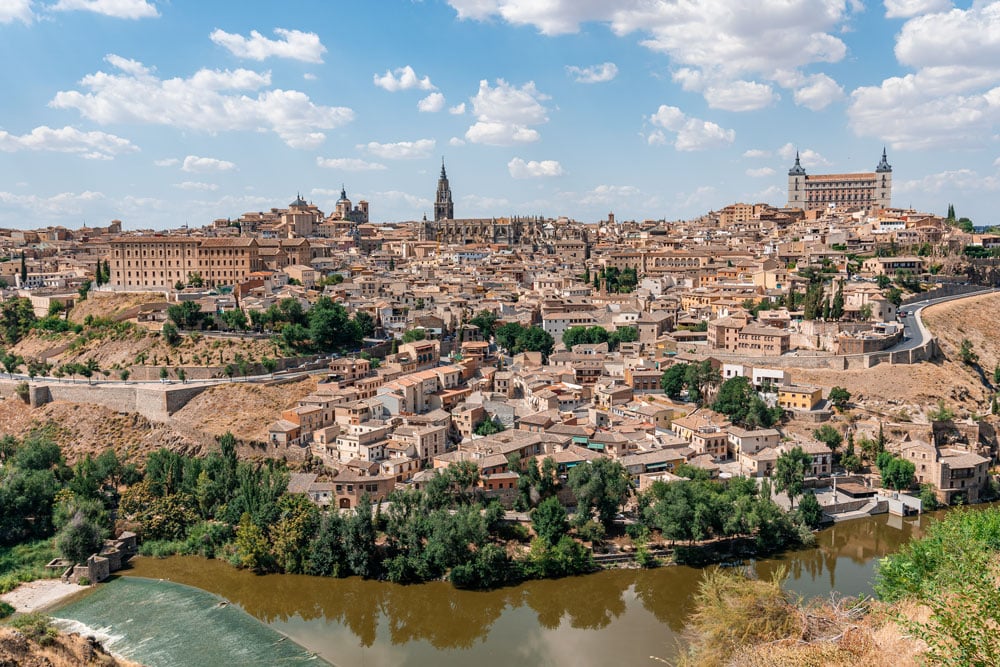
786 151 806 208
434 158 454 222
875 147 892 209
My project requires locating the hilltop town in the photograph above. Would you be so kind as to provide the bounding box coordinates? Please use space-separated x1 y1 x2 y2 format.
1 152 999 533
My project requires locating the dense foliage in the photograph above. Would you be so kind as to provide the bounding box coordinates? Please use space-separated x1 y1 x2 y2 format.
876 507 1000 666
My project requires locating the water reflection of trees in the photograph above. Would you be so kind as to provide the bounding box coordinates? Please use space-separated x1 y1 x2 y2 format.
521 572 629 630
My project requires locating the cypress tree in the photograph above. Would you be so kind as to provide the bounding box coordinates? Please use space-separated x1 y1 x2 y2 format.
19 251 27 285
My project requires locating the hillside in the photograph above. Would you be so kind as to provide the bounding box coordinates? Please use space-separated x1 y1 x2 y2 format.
790 292 1000 419
0 624 143 667
169 376 319 442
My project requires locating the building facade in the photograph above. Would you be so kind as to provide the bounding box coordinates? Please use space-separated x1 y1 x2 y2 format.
109 236 262 289
787 149 892 210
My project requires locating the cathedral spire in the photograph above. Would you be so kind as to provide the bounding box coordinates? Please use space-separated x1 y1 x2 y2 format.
440 157 447 179
876 147 892 173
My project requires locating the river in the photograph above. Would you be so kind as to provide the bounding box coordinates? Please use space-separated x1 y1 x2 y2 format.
52 511 931 667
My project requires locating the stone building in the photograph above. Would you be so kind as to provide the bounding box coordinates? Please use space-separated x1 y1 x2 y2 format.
786 149 892 210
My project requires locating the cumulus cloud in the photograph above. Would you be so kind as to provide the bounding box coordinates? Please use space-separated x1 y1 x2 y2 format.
373 65 435 92
894 169 1000 194
153 158 179 167
359 139 435 159
210 28 326 63
448 1 857 111
49 54 354 149
648 105 735 151
418 92 446 112
373 190 432 209
884 0 951 19
0 189 106 217
778 143 829 166
449 103 466 115
316 157 387 171
747 167 776 177
175 181 219 191
792 73 844 110
508 157 564 178
0 125 138 159
743 149 771 158
51 0 158 19
578 184 641 206
448 137 466 146
0 0 33 23
850 4 1000 149
703 80 777 111
465 79 549 145
566 62 618 83
181 155 235 173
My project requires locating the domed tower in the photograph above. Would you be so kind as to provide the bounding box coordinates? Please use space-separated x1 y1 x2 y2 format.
786 151 807 209
335 185 351 220
875 147 892 209
434 158 454 222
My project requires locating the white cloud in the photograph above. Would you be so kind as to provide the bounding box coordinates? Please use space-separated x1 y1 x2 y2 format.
316 157 387 171
578 184 641 206
850 4 1000 149
448 1 857 111
743 149 771 158
508 157 564 178
51 0 158 19
566 62 618 83
449 103 466 115
0 189 106 217
894 169 1000 194
792 73 844 110
777 143 829 165
0 125 137 158
181 155 235 173
747 167 776 177
648 105 735 151
360 139 435 159
884 0 951 19
461 194 511 211
373 65 435 92
175 181 219 191
153 158 179 167
374 190 432 210
303 73 317 81
448 137 466 146
0 0 33 23
676 185 717 210
210 28 326 64
418 92 446 112
703 80 777 111
465 78 549 145
50 54 354 149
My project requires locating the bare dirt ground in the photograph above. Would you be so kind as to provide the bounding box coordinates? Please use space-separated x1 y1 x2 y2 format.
0 579 88 613
169 376 319 442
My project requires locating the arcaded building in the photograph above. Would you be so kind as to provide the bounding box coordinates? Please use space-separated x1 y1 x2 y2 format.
787 149 892 211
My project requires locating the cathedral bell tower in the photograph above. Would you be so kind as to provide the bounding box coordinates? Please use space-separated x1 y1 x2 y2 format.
434 158 454 222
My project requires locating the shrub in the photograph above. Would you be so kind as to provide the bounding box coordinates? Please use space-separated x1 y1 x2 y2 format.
77 576 91 586
635 545 659 568
0 601 14 619
14 381 29 403
9 613 58 646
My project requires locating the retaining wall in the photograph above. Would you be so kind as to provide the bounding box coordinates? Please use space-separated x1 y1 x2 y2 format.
12 379 209 422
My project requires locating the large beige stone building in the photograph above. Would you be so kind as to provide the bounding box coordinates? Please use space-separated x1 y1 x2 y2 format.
109 236 262 289
787 149 892 210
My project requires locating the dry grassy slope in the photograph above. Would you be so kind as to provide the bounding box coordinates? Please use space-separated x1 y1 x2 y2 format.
0 398 205 465
791 293 1000 418
0 626 143 667
168 376 319 442
11 290 286 371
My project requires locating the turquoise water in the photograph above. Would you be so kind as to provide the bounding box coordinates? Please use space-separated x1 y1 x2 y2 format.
52 576 330 667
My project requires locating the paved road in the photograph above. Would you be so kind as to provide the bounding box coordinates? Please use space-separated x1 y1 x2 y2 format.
889 287 998 353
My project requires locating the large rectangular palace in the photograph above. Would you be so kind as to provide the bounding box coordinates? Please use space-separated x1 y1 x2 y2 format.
787 149 892 211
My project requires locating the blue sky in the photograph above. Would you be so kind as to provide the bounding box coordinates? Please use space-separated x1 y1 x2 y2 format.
0 0 997 230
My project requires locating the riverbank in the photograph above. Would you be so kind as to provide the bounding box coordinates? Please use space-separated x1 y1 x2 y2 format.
0 579 90 613
62 512 928 667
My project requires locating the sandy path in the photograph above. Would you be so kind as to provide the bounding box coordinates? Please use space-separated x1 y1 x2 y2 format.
1 579 89 612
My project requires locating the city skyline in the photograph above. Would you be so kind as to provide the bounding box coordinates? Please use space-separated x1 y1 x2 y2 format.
1 0 998 230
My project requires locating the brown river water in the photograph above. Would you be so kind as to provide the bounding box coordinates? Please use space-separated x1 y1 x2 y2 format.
108 511 931 667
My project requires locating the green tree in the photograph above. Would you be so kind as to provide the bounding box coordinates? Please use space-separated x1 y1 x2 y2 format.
828 386 851 410
879 455 915 492
812 424 843 456
796 492 823 529
567 458 630 528
19 251 26 285
773 447 810 509
269 493 320 574
55 511 104 565
660 363 688 399
531 496 569 546
233 512 272 572
161 322 181 346
958 338 978 366
402 328 426 343
473 417 505 436
469 310 498 338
